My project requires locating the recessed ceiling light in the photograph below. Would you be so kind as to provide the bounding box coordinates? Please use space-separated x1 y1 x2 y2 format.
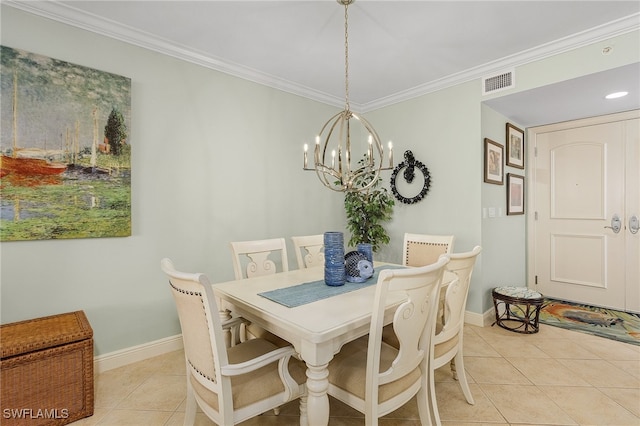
605 91 628 99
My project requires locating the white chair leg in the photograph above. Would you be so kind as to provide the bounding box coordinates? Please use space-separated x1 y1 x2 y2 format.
417 380 434 426
183 379 197 426
454 351 474 405
299 393 308 426
428 368 442 426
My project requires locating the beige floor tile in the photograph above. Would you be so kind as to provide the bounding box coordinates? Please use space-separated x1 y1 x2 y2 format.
463 356 532 385
165 411 216 426
434 382 505 424
94 365 154 409
69 408 110 425
598 387 640 417
94 409 173 425
89 324 636 426
377 420 421 425
467 324 518 342
531 337 601 359
574 337 640 361
542 385 640 425
557 358 640 388
609 359 640 379
536 323 583 338
441 423 509 426
506 357 591 386
142 349 187 375
485 336 551 358
460 328 502 357
239 413 302 425
116 375 186 411
479 384 577 425
380 396 419 420
327 417 387 426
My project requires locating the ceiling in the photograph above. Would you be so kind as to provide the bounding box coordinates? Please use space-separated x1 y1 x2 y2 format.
6 1 640 127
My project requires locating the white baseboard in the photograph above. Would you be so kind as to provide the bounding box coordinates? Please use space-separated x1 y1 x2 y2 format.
464 307 496 327
94 334 184 374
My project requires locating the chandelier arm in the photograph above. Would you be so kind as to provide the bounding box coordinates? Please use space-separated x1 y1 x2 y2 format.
317 111 344 166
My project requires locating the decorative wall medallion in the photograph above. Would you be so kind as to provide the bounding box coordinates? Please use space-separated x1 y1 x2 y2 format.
390 150 430 204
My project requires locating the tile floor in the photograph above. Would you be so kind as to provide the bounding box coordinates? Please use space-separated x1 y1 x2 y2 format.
75 323 640 425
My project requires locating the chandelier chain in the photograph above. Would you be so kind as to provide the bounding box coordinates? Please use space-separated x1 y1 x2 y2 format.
344 2 350 112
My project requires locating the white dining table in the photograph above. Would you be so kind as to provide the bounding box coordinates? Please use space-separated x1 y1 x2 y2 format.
212 263 408 426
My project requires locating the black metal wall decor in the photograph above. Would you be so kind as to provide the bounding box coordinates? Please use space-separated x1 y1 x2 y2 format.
390 150 431 204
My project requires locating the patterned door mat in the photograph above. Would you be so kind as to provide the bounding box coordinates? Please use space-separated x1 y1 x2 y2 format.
539 298 640 346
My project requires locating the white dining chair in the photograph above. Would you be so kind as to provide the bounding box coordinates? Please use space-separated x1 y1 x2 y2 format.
160 258 307 426
428 246 481 425
229 238 290 343
230 237 289 279
383 233 455 343
402 233 455 267
291 234 324 269
326 257 450 425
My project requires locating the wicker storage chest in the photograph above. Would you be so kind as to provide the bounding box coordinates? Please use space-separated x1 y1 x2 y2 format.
0 311 94 426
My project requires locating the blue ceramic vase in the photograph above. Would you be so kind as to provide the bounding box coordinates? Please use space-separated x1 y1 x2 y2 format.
324 232 345 286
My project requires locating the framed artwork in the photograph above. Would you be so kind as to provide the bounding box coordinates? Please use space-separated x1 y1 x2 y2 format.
1 46 131 241
483 138 503 185
507 173 525 215
506 123 525 169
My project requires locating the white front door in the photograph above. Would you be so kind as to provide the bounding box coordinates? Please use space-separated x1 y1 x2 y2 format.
529 111 639 312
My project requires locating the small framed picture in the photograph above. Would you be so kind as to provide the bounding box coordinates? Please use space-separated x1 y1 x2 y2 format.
484 138 503 185
506 123 525 169
507 173 525 215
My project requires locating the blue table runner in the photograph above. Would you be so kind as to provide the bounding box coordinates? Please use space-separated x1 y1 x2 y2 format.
258 265 404 308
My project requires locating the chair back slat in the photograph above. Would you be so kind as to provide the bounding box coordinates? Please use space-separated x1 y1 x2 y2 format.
291 234 325 269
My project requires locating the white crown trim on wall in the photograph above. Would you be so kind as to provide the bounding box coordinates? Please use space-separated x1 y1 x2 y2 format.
5 1 639 113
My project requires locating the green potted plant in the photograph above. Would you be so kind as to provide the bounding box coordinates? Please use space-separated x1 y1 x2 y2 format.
344 158 395 253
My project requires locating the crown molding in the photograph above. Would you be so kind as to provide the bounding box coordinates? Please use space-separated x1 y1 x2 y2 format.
360 13 640 112
4 1 638 112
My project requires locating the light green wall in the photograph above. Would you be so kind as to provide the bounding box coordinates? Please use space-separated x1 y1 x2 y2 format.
365 81 485 312
0 6 345 355
480 106 527 311
1 5 638 355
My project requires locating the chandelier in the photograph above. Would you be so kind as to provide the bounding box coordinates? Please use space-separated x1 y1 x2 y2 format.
303 0 393 193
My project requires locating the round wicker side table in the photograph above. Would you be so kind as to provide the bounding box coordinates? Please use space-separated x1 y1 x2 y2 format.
492 286 544 334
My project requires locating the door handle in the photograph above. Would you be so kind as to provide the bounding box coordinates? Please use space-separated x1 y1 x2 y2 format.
630 215 639 235
604 214 621 233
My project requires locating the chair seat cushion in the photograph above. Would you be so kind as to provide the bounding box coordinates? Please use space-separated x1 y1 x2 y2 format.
328 336 421 403
190 338 306 411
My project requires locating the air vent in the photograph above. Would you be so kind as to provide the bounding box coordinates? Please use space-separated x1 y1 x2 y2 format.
482 69 515 95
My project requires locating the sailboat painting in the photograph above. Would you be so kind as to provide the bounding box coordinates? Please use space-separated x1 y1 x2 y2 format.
1 46 131 241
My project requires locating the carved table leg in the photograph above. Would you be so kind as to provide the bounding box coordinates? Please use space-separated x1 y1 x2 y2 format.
304 363 329 426
218 306 233 347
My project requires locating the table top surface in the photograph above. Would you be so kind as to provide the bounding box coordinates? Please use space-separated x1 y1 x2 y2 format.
213 264 456 346
214 264 409 344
